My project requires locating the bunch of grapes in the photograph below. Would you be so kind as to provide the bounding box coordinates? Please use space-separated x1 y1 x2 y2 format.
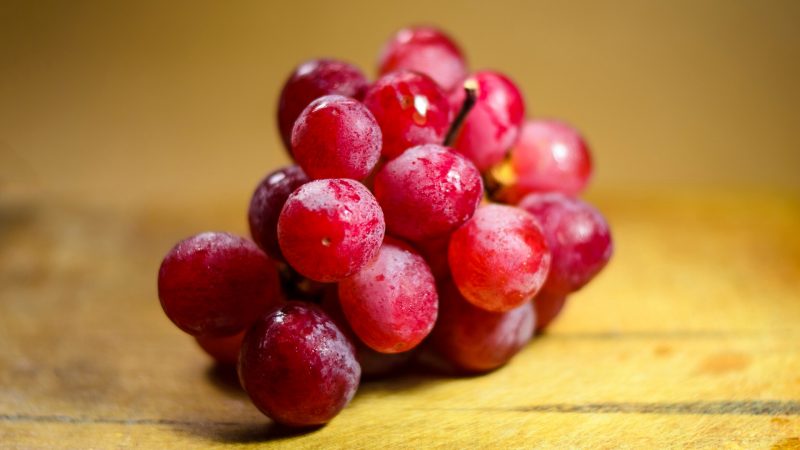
157 26 613 428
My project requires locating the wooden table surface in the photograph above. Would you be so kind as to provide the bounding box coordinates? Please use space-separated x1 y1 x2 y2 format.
1 188 799 449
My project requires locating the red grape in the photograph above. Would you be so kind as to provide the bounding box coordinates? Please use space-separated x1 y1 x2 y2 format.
519 193 613 295
363 70 452 159
431 279 535 373
338 239 438 353
378 26 468 92
195 331 245 366
278 179 385 282
321 287 414 378
498 119 592 203
374 144 483 242
277 59 368 151
448 204 550 312
238 302 360 427
291 95 382 181
414 234 453 279
158 232 282 337
533 290 567 334
248 165 309 261
449 71 525 171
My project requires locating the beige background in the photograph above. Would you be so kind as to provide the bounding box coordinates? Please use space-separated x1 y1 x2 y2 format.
1 0 799 209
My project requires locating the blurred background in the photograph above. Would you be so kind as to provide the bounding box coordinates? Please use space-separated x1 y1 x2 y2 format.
1 4 799 446
1 0 798 212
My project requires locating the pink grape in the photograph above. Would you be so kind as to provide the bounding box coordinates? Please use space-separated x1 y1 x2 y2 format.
291 95 382 180
277 59 368 151
498 119 592 203
321 288 414 378
277 179 385 282
338 239 438 353
448 204 551 312
374 144 483 242
449 71 525 171
363 70 452 159
378 26 468 92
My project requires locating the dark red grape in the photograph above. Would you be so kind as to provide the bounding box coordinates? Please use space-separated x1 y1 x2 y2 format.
291 95 382 180
278 179 385 282
238 302 360 427
448 204 550 312
519 193 613 295
533 290 567 334
373 144 483 242
431 279 535 373
363 70 452 159
338 239 438 353
449 71 525 171
498 119 592 203
277 59 368 151
158 232 282 337
195 331 245 366
378 26 468 92
248 165 309 261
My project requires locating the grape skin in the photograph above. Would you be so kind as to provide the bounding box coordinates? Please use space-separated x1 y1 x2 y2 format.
363 70 452 159
194 331 245 366
278 179 385 282
321 287 415 378
431 279 535 373
277 59 368 152
499 119 592 203
291 95 382 181
157 232 282 337
247 165 309 261
238 303 360 427
378 26 468 92
374 144 483 242
448 204 551 312
519 192 613 295
449 71 525 171
533 290 567 334
338 239 438 354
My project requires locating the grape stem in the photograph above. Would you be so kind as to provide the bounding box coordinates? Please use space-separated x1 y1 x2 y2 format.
482 156 515 201
443 79 478 147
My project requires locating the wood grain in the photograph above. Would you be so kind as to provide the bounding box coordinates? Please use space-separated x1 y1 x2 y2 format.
1 189 799 449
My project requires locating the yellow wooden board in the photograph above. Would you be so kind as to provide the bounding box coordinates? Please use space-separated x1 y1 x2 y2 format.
1 189 799 448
